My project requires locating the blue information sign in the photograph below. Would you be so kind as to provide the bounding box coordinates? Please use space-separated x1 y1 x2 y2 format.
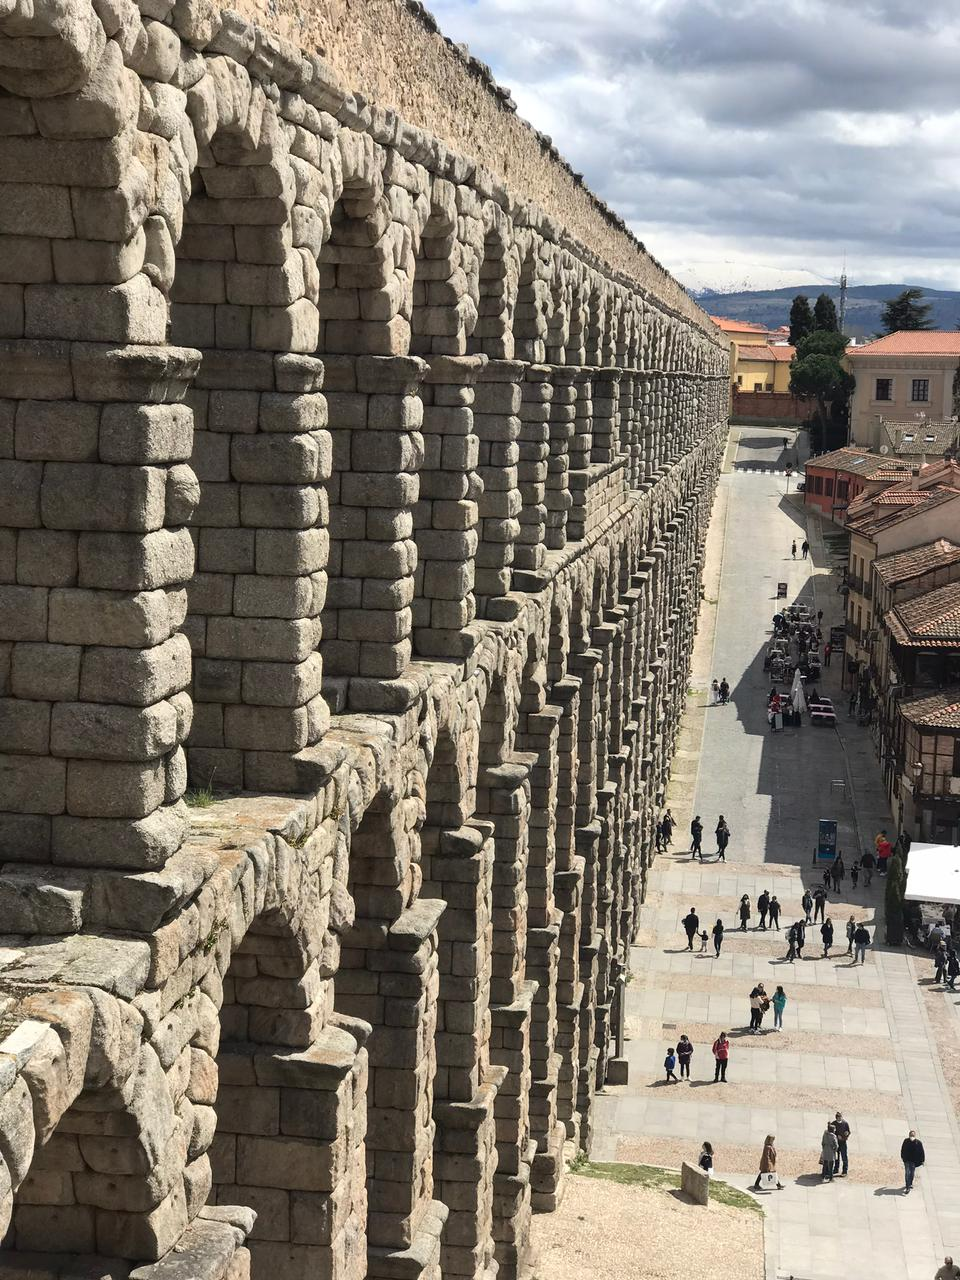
817 819 838 862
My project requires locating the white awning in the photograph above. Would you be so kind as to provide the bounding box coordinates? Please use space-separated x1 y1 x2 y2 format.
905 842 960 904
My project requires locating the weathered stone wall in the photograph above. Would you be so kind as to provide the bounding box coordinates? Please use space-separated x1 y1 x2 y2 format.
0 2 727 1279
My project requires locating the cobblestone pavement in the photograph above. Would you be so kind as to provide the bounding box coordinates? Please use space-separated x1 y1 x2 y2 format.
594 428 960 1280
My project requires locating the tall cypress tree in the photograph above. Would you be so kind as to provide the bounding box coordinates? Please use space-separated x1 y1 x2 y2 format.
881 288 933 333
789 295 814 345
814 293 839 332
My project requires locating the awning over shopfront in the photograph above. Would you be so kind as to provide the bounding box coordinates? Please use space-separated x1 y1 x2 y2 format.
905 842 960 904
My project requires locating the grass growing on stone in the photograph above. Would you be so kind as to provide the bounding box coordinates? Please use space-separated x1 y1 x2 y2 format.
184 783 217 808
572 1161 762 1215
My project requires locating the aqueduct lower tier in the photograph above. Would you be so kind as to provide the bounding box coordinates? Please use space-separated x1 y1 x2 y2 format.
0 1 728 1277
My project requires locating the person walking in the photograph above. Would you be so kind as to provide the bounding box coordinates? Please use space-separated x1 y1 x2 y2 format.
661 809 675 848
710 679 720 705
934 1258 960 1279
682 907 700 951
821 916 834 958
832 855 845 892
655 817 666 852
850 860 860 890
901 1129 925 1193
861 848 875 886
690 815 703 859
853 921 870 965
718 677 730 705
769 894 781 929
845 916 856 956
738 894 751 932
698 1141 714 1174
785 921 798 963
712 1032 729 1082
677 1034 693 1080
934 940 948 985
791 540 797 559
801 539 810 559
813 885 827 923
664 1046 679 1083
749 983 767 1033
795 918 806 959
948 949 960 992
699 929 709 954
820 1123 839 1181
772 984 787 1030
757 890 770 931
824 641 832 668
712 918 724 957
877 831 893 877
753 1135 785 1190
715 816 730 860
802 889 813 923
833 1111 850 1176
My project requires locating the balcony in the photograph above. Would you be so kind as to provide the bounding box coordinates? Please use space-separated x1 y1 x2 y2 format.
863 579 873 601
846 620 862 643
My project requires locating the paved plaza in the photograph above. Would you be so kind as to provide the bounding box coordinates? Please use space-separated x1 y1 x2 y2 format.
593 428 960 1280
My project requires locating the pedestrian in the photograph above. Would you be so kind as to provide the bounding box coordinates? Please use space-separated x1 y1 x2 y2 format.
934 940 948 985
772 984 787 1030
832 855 845 892
699 929 709 953
698 1141 714 1174
682 907 699 951
664 1046 679 1083
833 1111 851 1176
848 689 858 717
749 983 767 1033
739 894 751 931
753 1134 785 1190
817 609 824 625
769 894 781 929
845 916 856 956
758 890 770 931
785 921 798 962
661 809 675 848
935 1258 960 1279
948 949 960 992
901 1129 925 1193
822 866 832 892
853 921 870 964
823 641 832 667
690 814 703 859
677 1034 693 1079
861 849 875 887
712 1031 729 1081
813 885 826 923
821 916 834 957
802 889 813 923
876 830 893 876
795 918 806 958
710 678 720 705
715 816 729 860
719 677 730 704
820 1123 839 1181
791 540 797 559
801 539 810 559
712 918 724 957
655 817 665 852
850 860 860 890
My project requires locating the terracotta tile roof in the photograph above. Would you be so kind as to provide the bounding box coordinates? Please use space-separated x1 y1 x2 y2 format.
710 316 769 334
898 688 960 729
768 344 795 362
874 539 960 586
847 331 960 358
737 343 775 360
886 580 960 646
882 420 959 456
847 485 960 537
804 446 884 476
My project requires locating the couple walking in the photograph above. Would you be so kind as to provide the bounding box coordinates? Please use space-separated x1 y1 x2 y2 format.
690 815 729 860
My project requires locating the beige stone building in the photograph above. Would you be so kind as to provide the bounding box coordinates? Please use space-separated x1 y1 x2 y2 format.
846 332 960 450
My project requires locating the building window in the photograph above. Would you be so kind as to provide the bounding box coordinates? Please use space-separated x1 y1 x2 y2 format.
837 480 849 499
824 478 834 497
765 383 773 391
736 374 742 386
875 378 893 401
953 738 960 778
812 475 822 494
753 382 763 392
912 378 930 403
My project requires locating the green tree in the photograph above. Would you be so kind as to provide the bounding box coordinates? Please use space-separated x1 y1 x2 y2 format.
789 330 855 435
814 292 839 332
789 294 814 345
884 850 906 945
881 287 933 334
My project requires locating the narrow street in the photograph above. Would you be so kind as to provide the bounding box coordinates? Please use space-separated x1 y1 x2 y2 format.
593 428 960 1280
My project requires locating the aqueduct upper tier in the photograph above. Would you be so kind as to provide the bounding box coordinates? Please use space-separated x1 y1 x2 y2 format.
0 2 728 1278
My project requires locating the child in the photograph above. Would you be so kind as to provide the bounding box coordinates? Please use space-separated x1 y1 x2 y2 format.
699 929 709 953
664 1047 679 1083
698 1141 713 1174
851 860 860 890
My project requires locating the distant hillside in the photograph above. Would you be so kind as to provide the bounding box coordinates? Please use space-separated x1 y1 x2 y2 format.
695 284 960 339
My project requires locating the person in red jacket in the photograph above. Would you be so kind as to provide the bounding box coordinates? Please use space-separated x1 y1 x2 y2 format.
876 833 893 877
712 1031 730 1082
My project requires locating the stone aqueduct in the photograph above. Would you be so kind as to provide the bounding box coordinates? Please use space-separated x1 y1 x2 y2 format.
0 1 728 1277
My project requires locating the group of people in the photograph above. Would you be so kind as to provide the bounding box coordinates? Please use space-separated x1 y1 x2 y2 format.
682 894 873 965
748 981 788 1032
710 677 730 705
663 1031 733 1083
790 539 811 559
932 936 960 989
688 814 729 860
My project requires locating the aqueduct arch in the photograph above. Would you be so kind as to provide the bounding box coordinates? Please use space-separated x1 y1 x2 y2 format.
0 0 727 1277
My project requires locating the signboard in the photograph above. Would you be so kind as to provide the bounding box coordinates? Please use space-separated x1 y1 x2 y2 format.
817 818 838 862
777 582 788 599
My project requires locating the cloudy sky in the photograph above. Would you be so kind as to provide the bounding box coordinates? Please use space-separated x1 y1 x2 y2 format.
432 0 960 294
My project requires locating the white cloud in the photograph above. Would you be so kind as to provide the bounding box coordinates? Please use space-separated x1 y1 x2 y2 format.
431 0 960 292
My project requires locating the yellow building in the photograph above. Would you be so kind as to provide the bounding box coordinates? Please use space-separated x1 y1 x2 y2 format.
710 316 795 399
